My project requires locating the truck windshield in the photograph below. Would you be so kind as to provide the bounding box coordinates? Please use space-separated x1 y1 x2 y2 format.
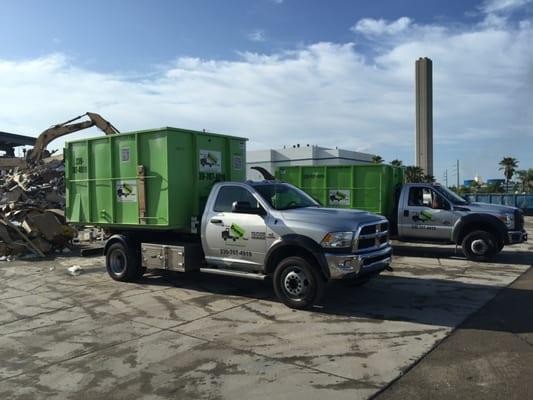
433 185 469 205
254 183 319 210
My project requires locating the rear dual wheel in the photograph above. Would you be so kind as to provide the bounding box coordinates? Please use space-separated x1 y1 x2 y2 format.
106 241 144 282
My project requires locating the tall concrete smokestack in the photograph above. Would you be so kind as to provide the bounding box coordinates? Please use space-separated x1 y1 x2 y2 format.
415 57 433 176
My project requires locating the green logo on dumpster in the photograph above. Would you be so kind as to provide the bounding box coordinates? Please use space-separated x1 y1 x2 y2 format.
199 149 222 173
328 190 350 206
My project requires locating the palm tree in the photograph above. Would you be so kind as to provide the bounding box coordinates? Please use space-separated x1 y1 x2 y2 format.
405 166 425 183
499 157 518 192
516 169 533 193
390 159 403 167
371 155 384 164
469 180 480 193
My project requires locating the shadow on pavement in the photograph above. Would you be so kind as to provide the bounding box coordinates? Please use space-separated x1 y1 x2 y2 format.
137 267 533 334
320 273 533 333
392 244 533 266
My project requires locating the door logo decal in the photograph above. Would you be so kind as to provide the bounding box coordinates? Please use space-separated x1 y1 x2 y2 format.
413 210 433 223
222 223 246 242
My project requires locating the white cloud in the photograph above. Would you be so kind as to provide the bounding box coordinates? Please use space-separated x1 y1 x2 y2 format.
248 29 266 42
0 14 531 178
479 0 532 28
351 17 412 36
480 0 532 13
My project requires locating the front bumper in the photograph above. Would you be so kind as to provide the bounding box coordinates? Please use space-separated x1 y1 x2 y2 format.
507 229 528 244
325 246 392 280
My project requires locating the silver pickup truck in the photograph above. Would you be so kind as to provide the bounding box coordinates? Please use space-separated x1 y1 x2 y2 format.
104 180 392 309
394 183 527 260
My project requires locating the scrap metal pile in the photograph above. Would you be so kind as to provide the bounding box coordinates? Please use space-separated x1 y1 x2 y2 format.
0 158 76 258
0 112 118 258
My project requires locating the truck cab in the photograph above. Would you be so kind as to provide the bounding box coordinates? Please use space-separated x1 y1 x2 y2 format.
396 183 527 260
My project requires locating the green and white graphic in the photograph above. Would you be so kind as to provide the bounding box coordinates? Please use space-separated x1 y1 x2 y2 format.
199 150 221 172
413 210 433 223
222 223 246 241
328 190 350 206
116 180 137 202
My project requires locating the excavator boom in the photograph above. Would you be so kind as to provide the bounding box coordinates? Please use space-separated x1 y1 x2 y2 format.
28 112 119 162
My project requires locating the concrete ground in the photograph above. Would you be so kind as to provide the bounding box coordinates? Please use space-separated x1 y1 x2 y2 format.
0 220 531 399
378 266 533 400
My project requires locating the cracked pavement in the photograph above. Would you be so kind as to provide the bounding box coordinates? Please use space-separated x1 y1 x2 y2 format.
0 219 531 399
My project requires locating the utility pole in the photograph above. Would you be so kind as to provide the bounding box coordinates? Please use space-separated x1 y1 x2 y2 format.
443 169 448 187
456 160 460 188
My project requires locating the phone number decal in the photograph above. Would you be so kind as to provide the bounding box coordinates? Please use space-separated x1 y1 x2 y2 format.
220 249 252 257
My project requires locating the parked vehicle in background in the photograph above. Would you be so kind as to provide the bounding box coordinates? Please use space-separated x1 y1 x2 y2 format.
276 165 528 261
65 128 392 309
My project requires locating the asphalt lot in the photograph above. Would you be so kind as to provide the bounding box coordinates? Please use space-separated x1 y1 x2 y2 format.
0 219 531 399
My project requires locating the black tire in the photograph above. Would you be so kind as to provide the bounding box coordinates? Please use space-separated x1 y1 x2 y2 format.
105 241 143 282
461 230 497 262
273 256 324 309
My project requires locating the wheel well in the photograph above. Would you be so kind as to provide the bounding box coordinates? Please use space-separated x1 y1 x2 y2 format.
265 245 325 278
104 234 139 256
457 223 504 245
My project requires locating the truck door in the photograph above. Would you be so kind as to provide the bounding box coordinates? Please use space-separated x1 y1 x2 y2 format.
203 185 267 271
398 186 454 240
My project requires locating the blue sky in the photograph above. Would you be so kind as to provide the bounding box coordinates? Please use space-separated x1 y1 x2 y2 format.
1 0 532 182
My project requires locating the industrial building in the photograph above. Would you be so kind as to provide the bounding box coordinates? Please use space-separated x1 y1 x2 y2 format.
0 131 36 171
246 144 375 180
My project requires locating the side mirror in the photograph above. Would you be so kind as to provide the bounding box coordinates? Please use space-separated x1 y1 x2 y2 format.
232 201 264 215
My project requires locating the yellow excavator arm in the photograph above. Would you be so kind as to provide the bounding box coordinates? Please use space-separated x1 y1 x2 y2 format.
27 112 119 162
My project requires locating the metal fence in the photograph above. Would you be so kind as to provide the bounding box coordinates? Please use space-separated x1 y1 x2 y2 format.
464 193 533 215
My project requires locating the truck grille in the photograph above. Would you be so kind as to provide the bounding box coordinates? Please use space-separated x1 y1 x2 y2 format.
353 221 389 253
515 209 524 230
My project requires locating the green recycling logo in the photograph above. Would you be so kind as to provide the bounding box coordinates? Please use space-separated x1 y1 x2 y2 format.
328 190 350 206
222 223 246 241
413 210 433 223
200 150 222 173
116 180 137 203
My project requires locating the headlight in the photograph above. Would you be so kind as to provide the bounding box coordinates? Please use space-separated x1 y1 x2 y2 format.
499 213 514 229
320 231 354 248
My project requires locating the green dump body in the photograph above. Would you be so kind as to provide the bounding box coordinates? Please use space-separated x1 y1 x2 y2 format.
275 164 405 220
65 127 247 232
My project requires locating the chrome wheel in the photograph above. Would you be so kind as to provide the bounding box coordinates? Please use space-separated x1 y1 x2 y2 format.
283 267 309 298
471 239 488 255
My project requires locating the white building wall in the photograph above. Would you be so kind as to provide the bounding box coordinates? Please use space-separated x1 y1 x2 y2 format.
246 145 375 180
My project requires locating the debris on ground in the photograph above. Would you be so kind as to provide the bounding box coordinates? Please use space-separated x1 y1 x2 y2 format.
0 156 76 257
67 265 83 276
